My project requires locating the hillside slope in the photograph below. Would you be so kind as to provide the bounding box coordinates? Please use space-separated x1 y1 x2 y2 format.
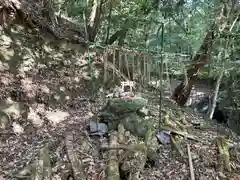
0 1 239 180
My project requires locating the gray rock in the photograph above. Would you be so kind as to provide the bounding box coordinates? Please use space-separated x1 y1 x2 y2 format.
89 121 108 136
156 130 171 144
45 110 69 126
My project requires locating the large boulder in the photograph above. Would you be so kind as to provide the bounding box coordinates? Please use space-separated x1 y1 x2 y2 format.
99 96 157 139
121 113 155 139
103 97 147 115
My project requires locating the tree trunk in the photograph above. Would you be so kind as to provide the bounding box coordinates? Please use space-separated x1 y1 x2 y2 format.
0 0 21 27
172 4 229 106
105 1 113 44
209 68 224 119
87 0 103 42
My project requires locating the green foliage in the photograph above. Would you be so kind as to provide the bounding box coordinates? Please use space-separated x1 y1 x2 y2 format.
57 0 212 52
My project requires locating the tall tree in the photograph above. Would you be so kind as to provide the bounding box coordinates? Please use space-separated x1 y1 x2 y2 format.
171 1 238 106
87 0 104 42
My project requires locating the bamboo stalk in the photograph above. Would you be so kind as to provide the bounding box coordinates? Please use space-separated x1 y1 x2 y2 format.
106 131 120 180
137 54 141 86
132 54 135 80
113 49 116 80
146 55 151 82
118 50 122 74
187 144 195 180
103 47 108 85
165 61 172 93
125 53 130 80
143 55 146 84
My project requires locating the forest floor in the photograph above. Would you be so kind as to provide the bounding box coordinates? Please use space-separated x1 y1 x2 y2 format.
0 25 240 180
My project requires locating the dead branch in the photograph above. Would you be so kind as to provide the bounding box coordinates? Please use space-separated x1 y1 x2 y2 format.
106 131 120 180
187 144 195 180
65 133 87 180
216 136 231 172
171 135 184 157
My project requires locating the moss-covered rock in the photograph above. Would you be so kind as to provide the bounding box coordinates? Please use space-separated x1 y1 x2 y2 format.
104 97 147 114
